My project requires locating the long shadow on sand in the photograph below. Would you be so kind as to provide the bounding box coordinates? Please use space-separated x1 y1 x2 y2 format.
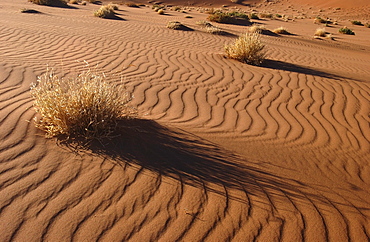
263 59 358 81
65 119 305 201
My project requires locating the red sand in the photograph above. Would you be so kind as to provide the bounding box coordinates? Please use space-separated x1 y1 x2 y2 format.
0 0 369 241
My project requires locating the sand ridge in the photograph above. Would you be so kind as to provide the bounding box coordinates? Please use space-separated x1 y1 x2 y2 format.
0 0 369 241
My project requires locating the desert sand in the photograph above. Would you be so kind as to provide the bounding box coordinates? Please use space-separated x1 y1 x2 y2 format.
0 0 369 241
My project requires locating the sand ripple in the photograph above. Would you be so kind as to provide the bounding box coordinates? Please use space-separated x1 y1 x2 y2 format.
0 0 369 241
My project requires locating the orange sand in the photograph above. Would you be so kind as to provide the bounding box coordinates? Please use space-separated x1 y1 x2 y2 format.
0 0 369 241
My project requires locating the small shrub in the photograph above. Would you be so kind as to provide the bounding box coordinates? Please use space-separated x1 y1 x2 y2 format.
248 24 265 33
275 14 282 18
205 26 224 35
351 20 363 26
166 21 183 30
30 66 136 139
94 5 116 18
339 26 355 35
158 9 164 14
28 0 67 6
314 28 326 37
273 27 290 34
365 23 370 28
314 17 327 24
196 20 213 27
259 13 273 19
107 3 119 10
184 15 192 18
208 10 248 23
125 2 139 7
249 12 259 19
224 32 266 65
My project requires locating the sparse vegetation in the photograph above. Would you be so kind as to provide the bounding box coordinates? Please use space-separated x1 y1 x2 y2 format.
249 12 259 19
314 28 326 37
259 13 273 19
125 2 139 7
166 21 188 30
94 5 116 18
339 26 355 35
224 32 265 66
351 20 363 26
273 27 290 34
28 0 67 7
314 17 328 24
365 23 370 28
207 10 249 24
30 66 136 139
248 24 265 33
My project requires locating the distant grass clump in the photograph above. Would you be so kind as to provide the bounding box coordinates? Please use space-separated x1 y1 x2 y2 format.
28 0 67 7
158 9 164 15
259 13 273 19
248 24 265 33
30 66 136 139
365 23 370 28
166 21 185 30
339 26 355 35
249 12 259 19
273 26 290 34
207 10 249 24
125 2 139 7
224 32 265 66
351 20 363 26
314 27 326 37
94 5 116 18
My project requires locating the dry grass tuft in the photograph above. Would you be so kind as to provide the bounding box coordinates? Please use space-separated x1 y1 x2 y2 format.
273 26 290 34
158 9 164 14
28 0 67 6
339 26 355 35
248 24 265 33
224 32 266 65
94 5 116 18
30 65 136 139
314 28 326 37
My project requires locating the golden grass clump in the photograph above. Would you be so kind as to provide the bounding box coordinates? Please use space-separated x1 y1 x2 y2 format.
28 0 67 6
30 66 136 139
94 5 116 18
314 27 326 37
248 24 266 33
224 32 266 66
273 26 290 34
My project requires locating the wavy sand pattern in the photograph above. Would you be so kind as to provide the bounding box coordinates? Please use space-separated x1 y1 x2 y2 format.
0 0 369 241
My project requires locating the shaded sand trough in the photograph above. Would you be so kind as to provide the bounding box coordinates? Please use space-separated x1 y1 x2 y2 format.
0 0 370 241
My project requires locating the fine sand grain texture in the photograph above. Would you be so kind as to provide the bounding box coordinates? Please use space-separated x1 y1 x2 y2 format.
1 0 369 241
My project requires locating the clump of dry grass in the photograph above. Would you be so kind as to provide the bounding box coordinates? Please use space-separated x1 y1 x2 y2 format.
94 5 116 18
273 26 290 34
314 27 326 37
30 65 136 139
224 32 266 65
196 21 224 34
248 24 265 33
158 9 164 14
166 21 190 30
28 0 67 6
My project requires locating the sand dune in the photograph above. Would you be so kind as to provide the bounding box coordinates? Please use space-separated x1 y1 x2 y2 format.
0 0 369 241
